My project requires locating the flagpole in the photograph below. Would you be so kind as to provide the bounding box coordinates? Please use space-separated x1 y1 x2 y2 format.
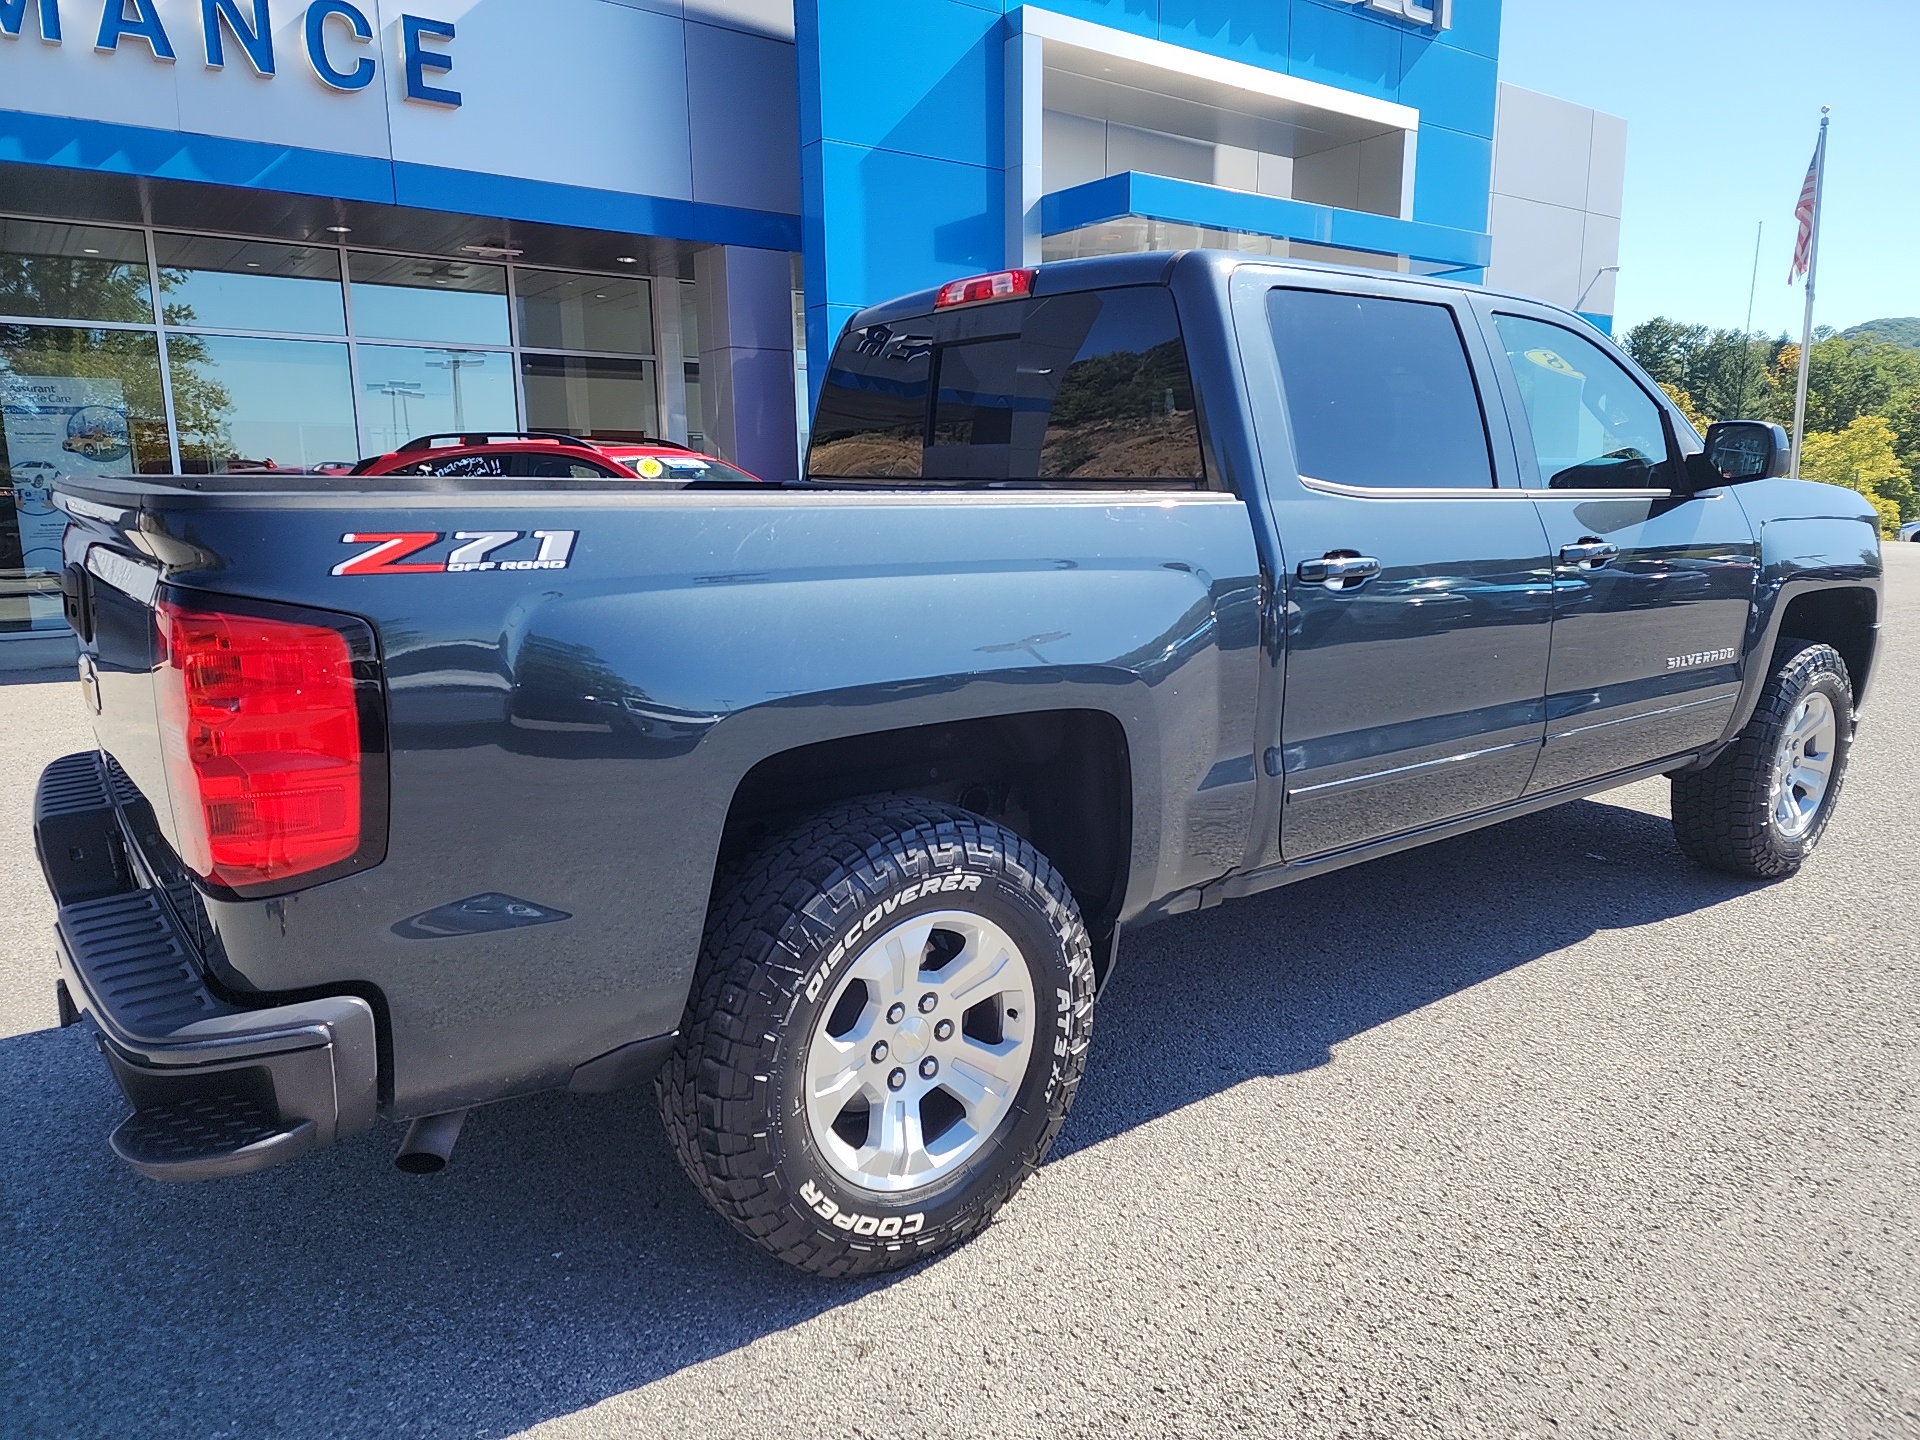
1789 108 1830 479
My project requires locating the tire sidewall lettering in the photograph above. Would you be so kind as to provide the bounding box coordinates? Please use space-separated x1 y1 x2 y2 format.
802 872 983 1003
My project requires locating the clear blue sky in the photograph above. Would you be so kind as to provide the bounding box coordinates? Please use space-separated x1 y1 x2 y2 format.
1498 0 1920 339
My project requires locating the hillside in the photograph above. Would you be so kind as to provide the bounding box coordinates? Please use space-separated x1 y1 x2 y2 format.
1843 317 1920 350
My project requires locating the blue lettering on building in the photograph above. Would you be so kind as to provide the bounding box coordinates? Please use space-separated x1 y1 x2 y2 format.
95 0 175 60
0 0 62 41
2 1 459 107
304 0 375 92
400 14 457 107
203 0 272 75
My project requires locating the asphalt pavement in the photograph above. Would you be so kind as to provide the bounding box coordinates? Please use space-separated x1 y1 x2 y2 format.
2 547 1915 1440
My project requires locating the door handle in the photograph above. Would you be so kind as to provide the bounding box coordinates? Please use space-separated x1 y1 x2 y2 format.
1297 552 1381 590
1559 538 1618 568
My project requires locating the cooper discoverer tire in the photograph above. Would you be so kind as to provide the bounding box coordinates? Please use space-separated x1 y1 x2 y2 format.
1671 640 1853 878
658 799 1096 1276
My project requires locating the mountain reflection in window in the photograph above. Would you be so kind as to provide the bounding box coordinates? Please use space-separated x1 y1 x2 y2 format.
808 287 1203 485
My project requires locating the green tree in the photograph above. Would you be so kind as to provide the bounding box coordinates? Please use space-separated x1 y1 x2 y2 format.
1768 332 1920 436
1800 416 1910 535
1623 318 1776 423
1658 381 1712 436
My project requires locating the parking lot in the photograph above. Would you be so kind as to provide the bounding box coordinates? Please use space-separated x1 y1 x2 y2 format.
1 545 1914 1440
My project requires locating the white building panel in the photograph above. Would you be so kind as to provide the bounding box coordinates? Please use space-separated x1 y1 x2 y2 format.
1488 192 1586 310
1488 83 1626 316
1586 111 1628 219
377 0 695 200
1489 84 1591 213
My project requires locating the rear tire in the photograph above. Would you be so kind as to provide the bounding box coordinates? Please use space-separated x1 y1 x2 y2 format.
658 799 1096 1276
1671 641 1853 878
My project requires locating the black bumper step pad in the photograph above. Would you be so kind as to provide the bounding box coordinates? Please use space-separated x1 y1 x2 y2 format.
110 1094 316 1180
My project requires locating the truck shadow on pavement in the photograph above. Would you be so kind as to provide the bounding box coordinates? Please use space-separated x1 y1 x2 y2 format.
0 794 1758 1439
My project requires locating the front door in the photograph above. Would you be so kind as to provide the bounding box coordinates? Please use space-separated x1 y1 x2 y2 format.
1258 283 1557 859
1477 308 1759 793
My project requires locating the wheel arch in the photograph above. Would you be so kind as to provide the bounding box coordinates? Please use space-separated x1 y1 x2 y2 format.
1775 585 1878 703
714 710 1134 987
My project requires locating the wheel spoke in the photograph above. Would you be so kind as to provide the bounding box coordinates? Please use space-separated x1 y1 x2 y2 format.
952 1037 1028 1092
877 919 934 1002
809 1046 866 1104
940 937 1015 1006
868 1096 916 1178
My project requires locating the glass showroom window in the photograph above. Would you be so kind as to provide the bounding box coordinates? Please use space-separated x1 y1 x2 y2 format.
155 234 357 473
1 214 699 631
170 335 358 474
517 269 659 439
0 217 152 324
0 219 171 631
349 252 511 346
0 324 172 632
348 253 516 453
522 354 659 440
156 233 347 336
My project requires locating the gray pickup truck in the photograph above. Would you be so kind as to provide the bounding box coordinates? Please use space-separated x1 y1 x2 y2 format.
39 251 1882 1276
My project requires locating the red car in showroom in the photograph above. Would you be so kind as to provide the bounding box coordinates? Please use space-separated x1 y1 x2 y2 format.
351 431 765 483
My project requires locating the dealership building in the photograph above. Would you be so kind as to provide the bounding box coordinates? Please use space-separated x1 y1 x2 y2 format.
0 0 1623 666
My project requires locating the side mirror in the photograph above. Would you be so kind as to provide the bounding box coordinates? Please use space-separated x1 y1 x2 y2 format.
1694 421 1791 486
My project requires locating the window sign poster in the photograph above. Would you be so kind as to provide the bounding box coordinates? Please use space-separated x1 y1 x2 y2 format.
1 376 134 626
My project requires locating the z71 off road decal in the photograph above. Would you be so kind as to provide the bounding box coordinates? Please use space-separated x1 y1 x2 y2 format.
332 530 577 577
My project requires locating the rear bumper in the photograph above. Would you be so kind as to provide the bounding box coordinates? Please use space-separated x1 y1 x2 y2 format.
37 752 378 1182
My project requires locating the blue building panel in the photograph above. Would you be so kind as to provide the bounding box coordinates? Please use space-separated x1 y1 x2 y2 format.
1286 0 1402 100
1032 0 1164 43
1433 0 1502 58
1157 0 1292 69
1410 123 1493 232
803 0 1005 170
1042 171 1492 270
1398 34 1498 138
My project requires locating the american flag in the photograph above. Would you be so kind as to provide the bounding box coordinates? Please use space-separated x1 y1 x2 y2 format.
1788 144 1820 283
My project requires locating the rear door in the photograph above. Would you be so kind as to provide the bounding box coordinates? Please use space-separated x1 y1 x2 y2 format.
1474 305 1759 792
1250 279 1557 859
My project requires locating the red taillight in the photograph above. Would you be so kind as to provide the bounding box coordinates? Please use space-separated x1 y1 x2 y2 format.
934 268 1036 309
156 598 363 889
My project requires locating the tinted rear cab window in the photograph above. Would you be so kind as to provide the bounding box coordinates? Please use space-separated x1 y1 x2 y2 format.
808 286 1204 485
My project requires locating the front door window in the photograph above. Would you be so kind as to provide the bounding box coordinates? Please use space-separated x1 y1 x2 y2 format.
1492 314 1676 491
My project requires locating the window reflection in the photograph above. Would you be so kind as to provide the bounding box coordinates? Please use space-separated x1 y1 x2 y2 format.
169 335 356 473
522 354 658 440
348 252 509 345
357 344 517 454
516 269 653 355
0 325 171 631
0 219 152 324
155 234 345 336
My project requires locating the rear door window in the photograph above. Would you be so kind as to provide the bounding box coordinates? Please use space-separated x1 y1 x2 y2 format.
1267 288 1494 489
808 286 1204 485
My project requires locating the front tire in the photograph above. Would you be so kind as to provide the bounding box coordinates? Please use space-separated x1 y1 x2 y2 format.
1671 641 1854 878
658 800 1096 1276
